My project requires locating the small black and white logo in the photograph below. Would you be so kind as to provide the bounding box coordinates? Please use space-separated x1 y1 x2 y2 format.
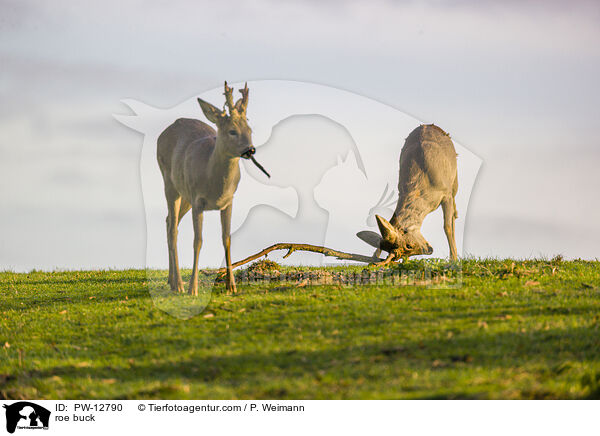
2 402 50 434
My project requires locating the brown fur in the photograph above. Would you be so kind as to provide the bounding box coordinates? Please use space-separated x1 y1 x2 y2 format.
357 124 458 261
157 82 253 294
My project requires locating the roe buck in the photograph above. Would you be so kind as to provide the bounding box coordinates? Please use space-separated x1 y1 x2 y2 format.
157 81 265 295
357 124 458 263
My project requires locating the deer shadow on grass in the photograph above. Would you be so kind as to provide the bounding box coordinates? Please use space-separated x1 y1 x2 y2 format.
8 326 598 399
403 303 599 320
10 274 147 287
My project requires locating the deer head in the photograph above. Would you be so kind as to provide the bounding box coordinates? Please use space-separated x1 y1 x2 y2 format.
357 214 433 258
197 81 255 160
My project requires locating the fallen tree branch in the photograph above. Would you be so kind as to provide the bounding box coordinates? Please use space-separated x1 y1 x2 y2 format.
210 243 385 274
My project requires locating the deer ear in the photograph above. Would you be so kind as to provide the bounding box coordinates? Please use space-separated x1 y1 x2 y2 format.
357 231 383 249
197 98 226 124
375 215 399 242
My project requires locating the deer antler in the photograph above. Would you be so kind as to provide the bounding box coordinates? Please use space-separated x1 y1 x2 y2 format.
223 81 236 115
235 82 249 115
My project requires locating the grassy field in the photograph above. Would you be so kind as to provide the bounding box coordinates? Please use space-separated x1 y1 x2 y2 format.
1 258 599 399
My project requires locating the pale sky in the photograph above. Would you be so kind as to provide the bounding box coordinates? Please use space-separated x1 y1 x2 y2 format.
1 0 599 270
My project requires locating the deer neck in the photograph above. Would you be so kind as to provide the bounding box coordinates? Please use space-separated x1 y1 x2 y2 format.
390 191 429 233
208 138 240 190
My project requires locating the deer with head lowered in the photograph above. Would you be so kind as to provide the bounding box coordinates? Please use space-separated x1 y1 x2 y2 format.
157 81 269 295
357 124 458 263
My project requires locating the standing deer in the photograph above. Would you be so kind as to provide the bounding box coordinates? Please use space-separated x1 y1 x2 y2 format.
357 124 458 263
157 81 264 295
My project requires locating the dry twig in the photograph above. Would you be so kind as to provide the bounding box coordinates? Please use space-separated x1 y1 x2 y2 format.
210 243 387 274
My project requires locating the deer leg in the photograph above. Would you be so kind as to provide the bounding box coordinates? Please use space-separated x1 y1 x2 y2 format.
441 197 458 261
165 187 184 293
220 203 237 294
189 203 204 296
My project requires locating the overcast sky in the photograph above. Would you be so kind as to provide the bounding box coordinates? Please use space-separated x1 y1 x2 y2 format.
1 0 599 270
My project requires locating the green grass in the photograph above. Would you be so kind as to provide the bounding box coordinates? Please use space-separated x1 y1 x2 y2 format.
1 258 600 399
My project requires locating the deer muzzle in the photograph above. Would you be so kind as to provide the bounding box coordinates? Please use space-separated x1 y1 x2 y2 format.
241 146 271 178
241 146 256 159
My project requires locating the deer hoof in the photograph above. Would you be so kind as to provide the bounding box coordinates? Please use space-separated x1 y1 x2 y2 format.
170 282 185 293
226 282 237 295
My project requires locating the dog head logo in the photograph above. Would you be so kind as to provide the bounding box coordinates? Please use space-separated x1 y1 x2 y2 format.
3 402 50 434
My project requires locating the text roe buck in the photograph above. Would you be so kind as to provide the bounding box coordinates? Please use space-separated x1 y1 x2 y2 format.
157 82 258 294
357 124 459 263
